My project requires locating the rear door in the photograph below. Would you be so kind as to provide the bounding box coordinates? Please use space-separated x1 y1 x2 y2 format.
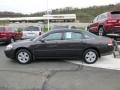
55 31 85 58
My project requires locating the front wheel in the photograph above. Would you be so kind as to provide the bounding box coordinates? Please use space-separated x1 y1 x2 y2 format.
98 27 105 36
10 37 15 43
16 49 32 64
83 49 98 64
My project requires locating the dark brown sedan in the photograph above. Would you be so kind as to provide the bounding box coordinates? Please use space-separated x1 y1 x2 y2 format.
4 29 114 64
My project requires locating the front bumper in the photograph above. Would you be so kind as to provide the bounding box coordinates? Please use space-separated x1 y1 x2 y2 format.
4 49 15 59
0 37 9 42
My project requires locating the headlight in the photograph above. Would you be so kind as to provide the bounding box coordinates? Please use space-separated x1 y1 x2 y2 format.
6 44 13 50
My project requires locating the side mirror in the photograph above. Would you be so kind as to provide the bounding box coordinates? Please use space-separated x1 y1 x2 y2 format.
40 39 45 43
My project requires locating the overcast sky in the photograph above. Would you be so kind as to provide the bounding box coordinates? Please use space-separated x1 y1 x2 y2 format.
0 0 119 14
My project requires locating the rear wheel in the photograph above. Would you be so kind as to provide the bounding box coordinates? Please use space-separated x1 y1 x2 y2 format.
16 49 32 64
83 49 98 64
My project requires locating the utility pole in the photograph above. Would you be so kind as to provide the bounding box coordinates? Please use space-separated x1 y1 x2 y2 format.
46 0 50 31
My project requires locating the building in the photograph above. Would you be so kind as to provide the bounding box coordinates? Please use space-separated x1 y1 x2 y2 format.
0 14 76 23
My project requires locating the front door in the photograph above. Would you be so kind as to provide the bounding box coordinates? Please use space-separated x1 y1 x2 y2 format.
33 32 63 58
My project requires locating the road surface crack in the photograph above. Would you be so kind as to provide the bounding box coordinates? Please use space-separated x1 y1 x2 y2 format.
41 64 84 90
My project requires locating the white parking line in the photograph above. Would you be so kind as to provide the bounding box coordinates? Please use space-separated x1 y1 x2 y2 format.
65 55 120 70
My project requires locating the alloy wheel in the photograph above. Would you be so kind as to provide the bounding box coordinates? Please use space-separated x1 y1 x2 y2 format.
83 49 98 64
16 49 32 64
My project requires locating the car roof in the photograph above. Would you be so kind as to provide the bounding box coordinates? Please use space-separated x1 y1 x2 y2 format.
104 11 120 14
110 11 120 13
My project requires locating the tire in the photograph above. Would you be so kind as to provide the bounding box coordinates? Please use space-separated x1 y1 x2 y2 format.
98 27 105 36
16 49 32 64
83 49 98 64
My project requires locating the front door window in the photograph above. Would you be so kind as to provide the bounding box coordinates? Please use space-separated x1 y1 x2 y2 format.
44 32 62 41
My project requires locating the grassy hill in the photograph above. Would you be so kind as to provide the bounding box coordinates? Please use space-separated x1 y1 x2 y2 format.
48 3 120 22
31 3 120 22
0 3 120 22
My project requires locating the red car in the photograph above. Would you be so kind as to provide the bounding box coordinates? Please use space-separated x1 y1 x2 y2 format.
87 11 120 36
0 26 22 43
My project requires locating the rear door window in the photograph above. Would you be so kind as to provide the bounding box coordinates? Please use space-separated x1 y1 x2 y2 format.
98 13 107 21
64 32 83 40
83 31 96 39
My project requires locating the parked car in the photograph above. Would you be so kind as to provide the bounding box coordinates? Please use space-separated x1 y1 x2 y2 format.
22 26 42 39
87 11 120 36
0 26 22 43
4 29 114 64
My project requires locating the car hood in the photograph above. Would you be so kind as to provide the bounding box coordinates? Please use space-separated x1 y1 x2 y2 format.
11 39 34 48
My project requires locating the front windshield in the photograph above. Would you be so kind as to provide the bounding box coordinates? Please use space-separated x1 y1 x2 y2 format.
32 32 47 41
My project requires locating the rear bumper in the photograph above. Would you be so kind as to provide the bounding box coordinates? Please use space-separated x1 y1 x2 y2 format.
101 50 113 56
100 46 114 56
107 28 120 33
105 24 120 34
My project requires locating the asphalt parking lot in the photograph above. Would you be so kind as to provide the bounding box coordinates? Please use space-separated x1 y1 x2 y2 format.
0 42 120 90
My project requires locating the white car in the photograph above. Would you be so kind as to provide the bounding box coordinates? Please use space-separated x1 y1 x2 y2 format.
22 26 42 39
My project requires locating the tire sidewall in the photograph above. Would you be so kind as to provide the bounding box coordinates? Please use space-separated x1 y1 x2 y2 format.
83 49 98 64
16 49 32 64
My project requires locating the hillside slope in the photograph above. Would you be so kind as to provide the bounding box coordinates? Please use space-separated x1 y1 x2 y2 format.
0 3 120 22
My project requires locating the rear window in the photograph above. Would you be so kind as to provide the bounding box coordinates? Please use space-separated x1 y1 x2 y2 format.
82 31 97 39
111 12 120 18
25 26 39 31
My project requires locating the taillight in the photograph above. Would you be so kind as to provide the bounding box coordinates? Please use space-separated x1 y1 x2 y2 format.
107 39 113 46
39 32 41 35
107 19 117 23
